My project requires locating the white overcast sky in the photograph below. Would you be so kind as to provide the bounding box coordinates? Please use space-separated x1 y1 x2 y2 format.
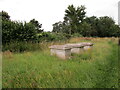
0 0 119 31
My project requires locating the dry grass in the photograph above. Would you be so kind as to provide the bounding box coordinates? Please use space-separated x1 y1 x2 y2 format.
3 50 13 59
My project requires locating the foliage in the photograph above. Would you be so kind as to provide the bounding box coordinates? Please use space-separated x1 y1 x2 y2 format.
29 19 44 33
1 8 120 52
52 5 120 37
79 22 92 37
109 24 120 37
52 5 86 34
64 5 86 34
2 20 38 44
53 16 120 37
97 16 116 37
85 16 120 37
71 33 83 37
0 11 10 20
52 21 69 34
84 16 98 36
38 32 69 42
1 11 45 45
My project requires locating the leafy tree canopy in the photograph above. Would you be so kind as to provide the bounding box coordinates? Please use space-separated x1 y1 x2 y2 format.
0 11 10 20
29 19 44 33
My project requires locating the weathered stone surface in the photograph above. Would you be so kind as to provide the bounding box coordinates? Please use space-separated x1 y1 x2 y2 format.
71 47 84 54
49 45 71 59
76 42 93 51
65 42 93 54
50 48 56 55
49 45 71 50
55 49 71 59
77 42 93 46
65 43 84 48
49 42 94 59
84 46 92 50
65 43 84 54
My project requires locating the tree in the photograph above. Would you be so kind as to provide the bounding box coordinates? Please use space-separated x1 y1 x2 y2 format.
12 22 38 41
52 21 63 33
84 16 120 37
30 19 43 33
97 16 116 37
1 11 39 44
52 21 70 34
2 20 14 43
2 20 38 44
84 16 99 36
109 24 120 37
80 22 92 37
64 5 86 34
0 11 10 20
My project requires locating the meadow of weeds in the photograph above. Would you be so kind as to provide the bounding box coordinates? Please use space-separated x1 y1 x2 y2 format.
2 38 119 88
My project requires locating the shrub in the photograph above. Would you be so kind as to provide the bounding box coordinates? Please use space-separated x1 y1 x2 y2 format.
2 20 38 44
37 32 69 42
71 33 83 38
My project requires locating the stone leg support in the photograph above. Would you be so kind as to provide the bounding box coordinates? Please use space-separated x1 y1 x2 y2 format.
50 49 71 59
55 49 71 59
83 46 93 51
71 47 84 54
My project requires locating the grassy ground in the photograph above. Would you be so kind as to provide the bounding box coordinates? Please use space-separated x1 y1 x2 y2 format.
2 38 119 88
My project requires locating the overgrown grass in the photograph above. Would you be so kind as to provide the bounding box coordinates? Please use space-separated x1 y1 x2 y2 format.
2 38 119 88
2 40 69 53
118 43 120 88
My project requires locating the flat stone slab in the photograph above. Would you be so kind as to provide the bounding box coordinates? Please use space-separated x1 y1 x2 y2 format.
65 42 93 47
49 45 71 50
64 43 84 54
78 42 93 51
77 42 94 46
65 42 93 54
65 43 84 48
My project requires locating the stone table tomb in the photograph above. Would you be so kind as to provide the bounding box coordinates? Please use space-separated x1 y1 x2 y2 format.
49 45 71 59
49 42 94 59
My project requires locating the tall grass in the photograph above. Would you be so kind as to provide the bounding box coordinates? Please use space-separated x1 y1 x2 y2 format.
2 39 69 53
2 38 119 88
118 43 120 88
